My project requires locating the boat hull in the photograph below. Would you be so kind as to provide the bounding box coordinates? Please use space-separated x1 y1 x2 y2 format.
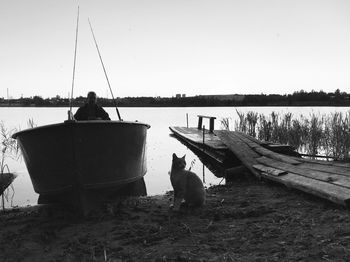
0 173 16 196
13 121 149 195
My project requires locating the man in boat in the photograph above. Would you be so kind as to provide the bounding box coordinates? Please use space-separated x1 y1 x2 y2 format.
74 91 111 120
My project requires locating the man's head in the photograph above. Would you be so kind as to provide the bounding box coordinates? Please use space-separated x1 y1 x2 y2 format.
87 91 97 105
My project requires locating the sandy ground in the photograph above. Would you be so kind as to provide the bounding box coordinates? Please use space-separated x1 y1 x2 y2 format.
1 174 350 262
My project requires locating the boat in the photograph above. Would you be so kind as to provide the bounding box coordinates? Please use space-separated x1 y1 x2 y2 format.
12 120 150 209
11 11 151 211
12 120 149 198
12 120 150 211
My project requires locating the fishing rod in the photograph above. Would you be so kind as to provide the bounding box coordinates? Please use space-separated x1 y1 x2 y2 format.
68 6 80 120
88 18 122 121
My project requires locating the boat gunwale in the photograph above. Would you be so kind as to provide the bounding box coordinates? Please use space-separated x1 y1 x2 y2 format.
12 120 150 139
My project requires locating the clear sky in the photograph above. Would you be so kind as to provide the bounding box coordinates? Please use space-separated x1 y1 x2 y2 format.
1 0 350 99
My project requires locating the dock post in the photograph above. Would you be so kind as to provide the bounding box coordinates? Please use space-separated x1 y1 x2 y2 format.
186 113 189 128
209 118 215 133
198 116 203 130
202 125 205 148
202 163 205 183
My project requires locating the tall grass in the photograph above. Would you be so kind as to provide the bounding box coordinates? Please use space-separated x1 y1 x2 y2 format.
325 112 350 160
220 117 230 131
226 110 350 161
0 122 19 210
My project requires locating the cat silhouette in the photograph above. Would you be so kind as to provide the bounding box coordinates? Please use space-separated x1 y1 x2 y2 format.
170 153 206 210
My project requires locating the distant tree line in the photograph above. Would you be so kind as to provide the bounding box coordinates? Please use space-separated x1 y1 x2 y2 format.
242 89 349 106
0 89 349 107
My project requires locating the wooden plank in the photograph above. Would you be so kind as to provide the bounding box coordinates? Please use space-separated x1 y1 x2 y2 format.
233 132 263 149
238 132 270 146
169 126 227 150
266 144 301 157
253 164 287 176
216 131 260 159
288 155 350 169
253 147 302 165
326 161 350 169
233 132 301 165
257 156 350 189
268 144 295 150
300 162 350 177
197 115 216 119
238 132 300 157
238 132 350 165
215 130 261 177
260 171 350 208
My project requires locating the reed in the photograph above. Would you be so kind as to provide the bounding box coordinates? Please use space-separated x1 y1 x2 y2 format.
288 117 308 152
323 112 350 160
257 114 271 141
246 111 258 137
27 118 37 128
234 109 247 133
0 122 19 210
233 110 350 161
304 114 323 157
220 117 231 131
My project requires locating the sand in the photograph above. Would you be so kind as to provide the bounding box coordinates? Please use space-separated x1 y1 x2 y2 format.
1 175 350 262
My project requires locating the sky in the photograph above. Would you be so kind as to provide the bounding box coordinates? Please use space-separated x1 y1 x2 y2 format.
1 0 350 99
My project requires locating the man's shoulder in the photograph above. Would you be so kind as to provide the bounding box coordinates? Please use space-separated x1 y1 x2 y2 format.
78 104 89 110
96 104 107 111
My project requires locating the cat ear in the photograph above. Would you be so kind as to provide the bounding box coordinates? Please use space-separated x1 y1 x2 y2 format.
172 153 178 160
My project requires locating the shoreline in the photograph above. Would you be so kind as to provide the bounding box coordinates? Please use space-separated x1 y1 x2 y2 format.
1 175 350 261
1 104 350 108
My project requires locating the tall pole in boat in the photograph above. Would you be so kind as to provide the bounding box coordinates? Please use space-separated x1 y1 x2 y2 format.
88 18 122 121
68 6 80 120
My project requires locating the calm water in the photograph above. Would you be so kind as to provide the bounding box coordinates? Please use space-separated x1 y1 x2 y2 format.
1 106 349 207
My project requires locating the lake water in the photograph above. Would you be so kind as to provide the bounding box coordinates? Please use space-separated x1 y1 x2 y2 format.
1 106 349 207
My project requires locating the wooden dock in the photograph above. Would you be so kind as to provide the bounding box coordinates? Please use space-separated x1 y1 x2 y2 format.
169 115 350 208
169 126 236 169
216 130 350 208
